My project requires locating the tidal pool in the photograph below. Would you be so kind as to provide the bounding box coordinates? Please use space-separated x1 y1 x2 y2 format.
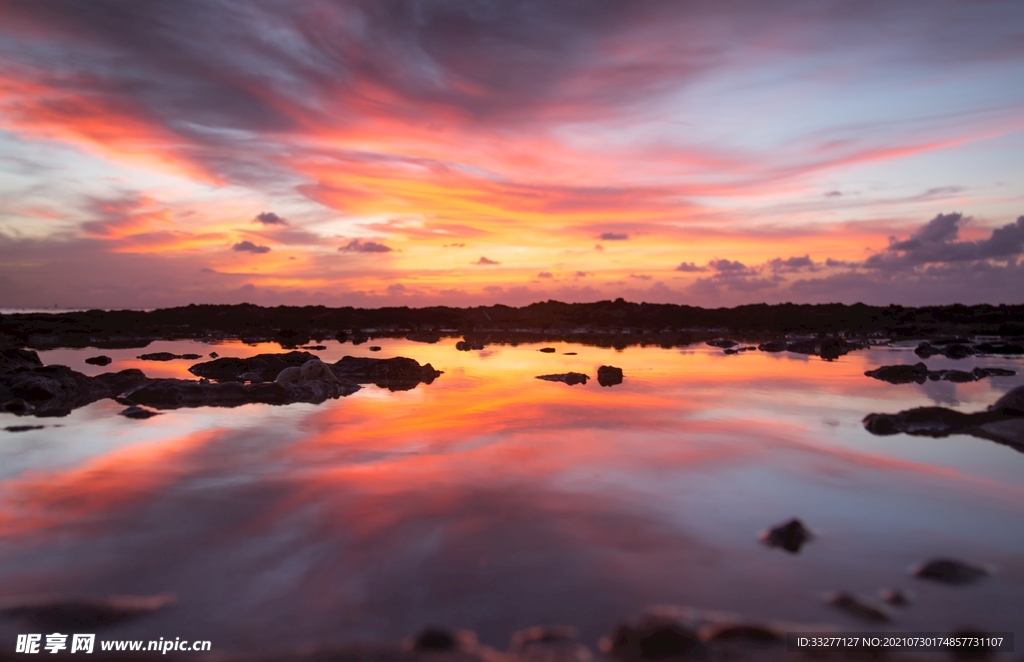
2 339 1023 653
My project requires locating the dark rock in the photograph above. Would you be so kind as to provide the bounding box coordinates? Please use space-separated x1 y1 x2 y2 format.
975 367 1015 378
299 345 327 350
350 333 369 345
785 339 819 355
597 365 624 387
84 355 112 366
332 356 443 391
539 347 557 353
121 377 360 410
915 341 941 358
608 618 705 661
879 589 911 607
119 405 160 419
757 341 787 352
137 352 180 361
706 339 737 349
723 348 738 355
208 352 218 358
456 339 485 351
189 351 318 382
4 425 44 432
0 348 43 374
945 343 975 359
511 625 590 662
180 353 202 360
912 558 989 585
536 373 589 386
865 362 930 384
412 627 458 652
863 386 1024 451
819 337 845 360
759 518 812 553
0 366 150 417
703 625 783 646
368 346 382 352
563 352 577 355
0 593 174 630
826 592 889 622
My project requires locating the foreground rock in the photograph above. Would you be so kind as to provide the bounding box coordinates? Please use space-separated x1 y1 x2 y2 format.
597 365 624 387
0 362 150 417
511 625 592 662
760 518 812 553
0 348 43 373
536 373 589 386
120 376 360 410
912 558 990 585
862 385 1024 452
189 353 442 391
0 593 174 630
865 362 1015 384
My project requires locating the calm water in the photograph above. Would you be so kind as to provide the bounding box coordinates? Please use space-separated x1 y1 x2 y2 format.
1 339 1023 653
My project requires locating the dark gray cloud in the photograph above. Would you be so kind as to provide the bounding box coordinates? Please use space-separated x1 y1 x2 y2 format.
675 261 707 272
864 213 1024 270
233 240 270 254
339 239 393 253
255 212 289 226
599 232 629 241
768 255 817 272
708 259 751 273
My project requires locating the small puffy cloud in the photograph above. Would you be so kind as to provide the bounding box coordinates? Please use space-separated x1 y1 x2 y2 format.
475 256 499 265
232 240 270 254
387 283 407 294
574 270 589 278
709 258 749 273
537 271 553 278
599 232 629 241
768 255 817 272
826 258 853 267
255 211 289 226
339 239 393 253
864 212 1024 271
675 261 707 272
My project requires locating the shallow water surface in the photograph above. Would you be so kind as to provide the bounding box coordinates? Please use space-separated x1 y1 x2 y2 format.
2 339 1023 652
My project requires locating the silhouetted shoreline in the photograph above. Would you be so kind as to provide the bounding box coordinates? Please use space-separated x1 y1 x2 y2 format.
1 300 1023 351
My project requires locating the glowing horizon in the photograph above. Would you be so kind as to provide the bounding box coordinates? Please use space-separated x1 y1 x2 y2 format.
1 1 1023 309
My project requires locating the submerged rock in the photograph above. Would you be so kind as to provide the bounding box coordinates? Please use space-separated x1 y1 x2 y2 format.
456 339 486 351
4 425 44 432
759 518 812 553
865 363 1015 384
825 592 890 622
536 373 589 386
0 593 174 630
120 377 360 410
539 347 557 353
189 351 317 382
863 385 1024 452
333 356 443 391
119 405 160 419
84 355 112 366
912 558 990 585
597 365 624 387
137 352 179 361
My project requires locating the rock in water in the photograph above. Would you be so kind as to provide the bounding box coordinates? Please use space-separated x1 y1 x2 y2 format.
991 384 1024 415
825 592 890 622
298 359 340 382
511 625 592 662
412 627 458 652
119 405 160 419
912 558 990 585
275 366 302 383
760 518 812 553
84 355 112 366
757 341 787 352
607 620 705 661
189 351 319 382
0 348 43 373
597 365 624 387
706 339 737 349
539 347 557 353
536 373 589 386
137 352 179 361
865 362 930 384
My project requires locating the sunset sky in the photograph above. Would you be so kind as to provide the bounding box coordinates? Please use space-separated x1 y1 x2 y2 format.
1 0 1023 309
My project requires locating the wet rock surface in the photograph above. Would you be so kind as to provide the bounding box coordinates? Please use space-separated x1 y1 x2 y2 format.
597 365 623 387
0 348 43 373
864 362 1015 384
862 385 1024 451
760 518 812 553
333 356 443 391
119 376 361 410
912 558 990 585
189 351 318 382
536 373 589 386
119 405 160 419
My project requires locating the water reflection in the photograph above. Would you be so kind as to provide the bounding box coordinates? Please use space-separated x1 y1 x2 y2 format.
1 340 1023 651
